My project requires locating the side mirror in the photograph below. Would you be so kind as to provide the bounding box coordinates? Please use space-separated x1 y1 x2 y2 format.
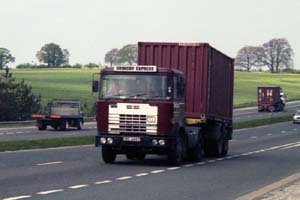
92 80 99 92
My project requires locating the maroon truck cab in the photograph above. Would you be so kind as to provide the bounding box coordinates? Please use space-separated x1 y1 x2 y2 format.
95 66 185 158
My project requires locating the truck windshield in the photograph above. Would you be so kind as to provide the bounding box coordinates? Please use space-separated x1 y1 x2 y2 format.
100 74 170 100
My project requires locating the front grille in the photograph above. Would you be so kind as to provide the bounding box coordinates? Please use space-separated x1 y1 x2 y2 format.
119 114 146 132
108 114 157 134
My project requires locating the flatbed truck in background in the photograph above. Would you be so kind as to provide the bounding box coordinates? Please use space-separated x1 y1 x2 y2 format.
94 42 234 165
32 99 84 131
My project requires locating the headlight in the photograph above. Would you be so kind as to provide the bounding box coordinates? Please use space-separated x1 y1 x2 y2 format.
146 116 157 124
100 137 107 144
107 138 113 144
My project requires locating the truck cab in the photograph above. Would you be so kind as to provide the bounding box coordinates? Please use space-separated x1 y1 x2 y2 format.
94 65 185 163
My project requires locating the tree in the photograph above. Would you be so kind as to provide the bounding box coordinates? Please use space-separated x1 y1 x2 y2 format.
235 46 261 71
117 44 137 65
105 48 118 67
0 48 15 70
36 43 70 67
257 38 294 73
0 68 41 121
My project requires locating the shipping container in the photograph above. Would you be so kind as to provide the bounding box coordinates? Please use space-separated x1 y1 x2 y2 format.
257 86 285 112
138 42 234 122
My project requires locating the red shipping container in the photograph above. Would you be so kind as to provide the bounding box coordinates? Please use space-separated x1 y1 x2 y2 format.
138 42 234 122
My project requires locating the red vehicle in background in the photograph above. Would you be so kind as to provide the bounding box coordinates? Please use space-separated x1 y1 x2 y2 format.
257 86 286 112
93 42 234 165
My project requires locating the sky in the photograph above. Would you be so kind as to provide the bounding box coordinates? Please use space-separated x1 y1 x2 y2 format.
1 0 300 69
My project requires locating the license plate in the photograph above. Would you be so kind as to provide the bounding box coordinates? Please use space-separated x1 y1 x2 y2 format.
123 136 141 142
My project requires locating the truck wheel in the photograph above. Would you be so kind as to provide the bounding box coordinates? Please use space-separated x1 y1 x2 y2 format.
221 139 229 156
38 124 47 131
168 136 184 166
60 121 67 131
102 146 116 163
77 120 82 130
189 134 204 162
204 138 223 157
126 153 146 161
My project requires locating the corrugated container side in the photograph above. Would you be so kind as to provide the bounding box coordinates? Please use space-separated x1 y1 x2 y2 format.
208 48 234 120
138 42 233 122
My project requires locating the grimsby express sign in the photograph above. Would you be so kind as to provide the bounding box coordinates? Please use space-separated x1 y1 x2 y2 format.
114 65 157 72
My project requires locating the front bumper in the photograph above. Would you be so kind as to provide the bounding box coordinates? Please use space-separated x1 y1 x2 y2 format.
95 134 175 154
293 118 300 124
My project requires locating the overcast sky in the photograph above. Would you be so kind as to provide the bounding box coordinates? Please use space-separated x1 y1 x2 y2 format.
1 0 299 68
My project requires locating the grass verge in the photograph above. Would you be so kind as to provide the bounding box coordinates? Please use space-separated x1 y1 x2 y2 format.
0 115 293 152
0 136 94 152
233 115 292 130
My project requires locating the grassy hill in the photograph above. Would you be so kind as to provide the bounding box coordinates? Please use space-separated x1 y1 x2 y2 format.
2 69 300 115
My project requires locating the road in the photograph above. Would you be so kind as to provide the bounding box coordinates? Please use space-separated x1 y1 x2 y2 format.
1 122 300 200
233 100 300 122
1 101 300 142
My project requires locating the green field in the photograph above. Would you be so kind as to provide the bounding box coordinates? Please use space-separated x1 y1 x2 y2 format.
2 69 300 115
234 71 300 106
9 68 99 115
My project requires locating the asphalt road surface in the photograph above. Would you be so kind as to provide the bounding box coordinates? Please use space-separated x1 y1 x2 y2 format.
1 122 300 200
233 100 300 122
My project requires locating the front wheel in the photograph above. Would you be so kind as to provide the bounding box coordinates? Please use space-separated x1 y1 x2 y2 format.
77 120 82 130
168 136 184 166
102 146 116 164
38 123 47 131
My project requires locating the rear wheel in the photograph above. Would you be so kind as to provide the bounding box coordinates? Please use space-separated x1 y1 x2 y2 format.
189 134 204 162
269 106 275 112
102 146 116 163
77 120 82 130
60 121 67 131
221 138 229 156
38 123 46 131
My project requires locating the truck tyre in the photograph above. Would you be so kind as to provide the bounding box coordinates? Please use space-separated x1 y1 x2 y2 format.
38 123 47 131
168 136 184 166
126 153 146 161
204 138 223 157
221 138 229 156
77 119 82 130
60 121 67 131
189 134 204 162
102 146 116 163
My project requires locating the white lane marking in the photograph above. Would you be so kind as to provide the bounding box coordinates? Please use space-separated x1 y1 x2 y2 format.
94 180 112 185
116 176 132 180
216 158 225 161
250 136 257 139
6 132 15 135
136 173 149 177
0 132 3 135
281 143 300 150
294 128 298 131
183 164 194 168
151 170 165 174
37 161 63 166
167 167 180 170
3 196 32 200
69 184 88 189
267 133 272 136
281 130 286 133
37 189 64 195
197 162 206 165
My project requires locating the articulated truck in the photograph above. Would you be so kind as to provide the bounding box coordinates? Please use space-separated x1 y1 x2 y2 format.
94 42 234 165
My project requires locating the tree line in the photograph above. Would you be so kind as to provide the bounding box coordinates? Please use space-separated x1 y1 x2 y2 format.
235 38 294 73
0 43 137 70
